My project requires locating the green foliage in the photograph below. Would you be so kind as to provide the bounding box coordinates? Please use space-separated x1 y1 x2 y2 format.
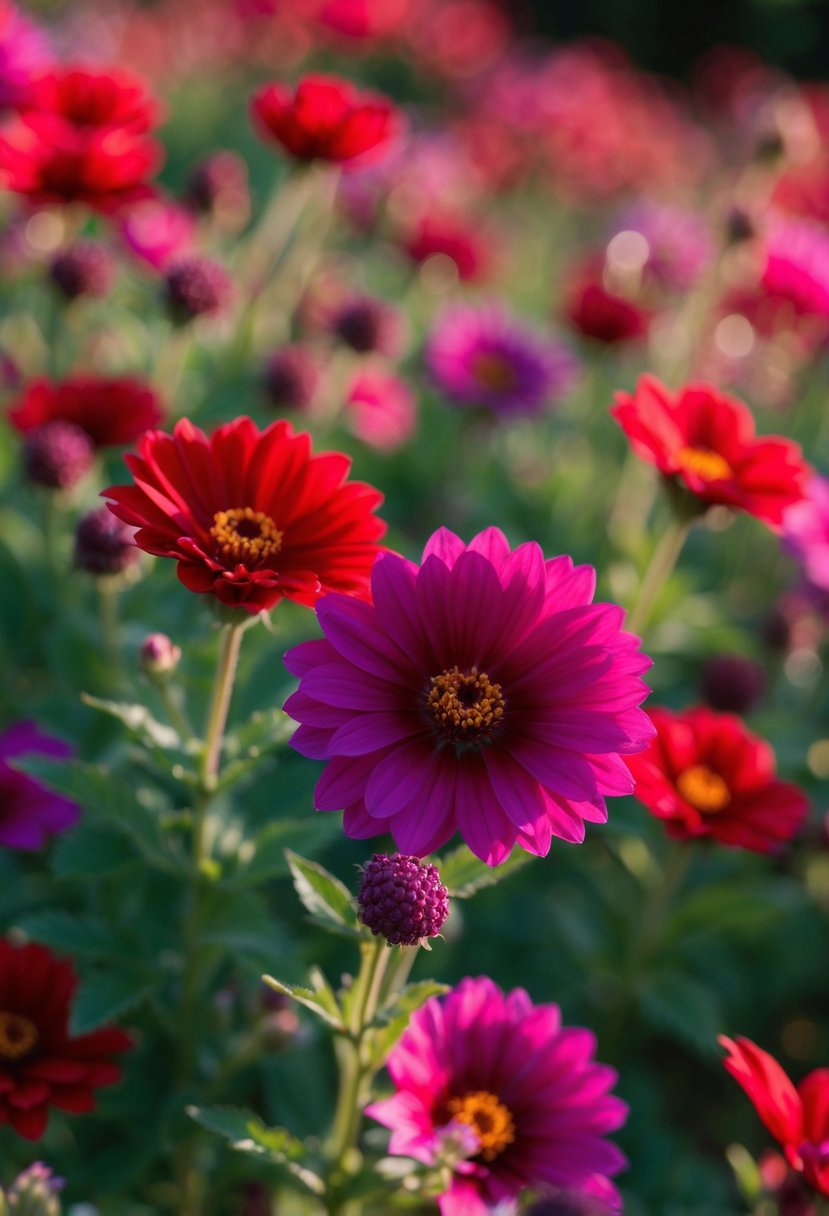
438 843 532 897
286 849 361 937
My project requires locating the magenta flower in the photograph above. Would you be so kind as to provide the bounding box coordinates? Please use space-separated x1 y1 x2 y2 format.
783 475 829 594
283 527 653 865
761 215 829 319
425 303 579 416
0 2 52 112
366 976 628 1216
0 721 79 849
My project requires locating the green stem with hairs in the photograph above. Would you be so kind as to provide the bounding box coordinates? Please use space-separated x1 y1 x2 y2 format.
625 514 692 637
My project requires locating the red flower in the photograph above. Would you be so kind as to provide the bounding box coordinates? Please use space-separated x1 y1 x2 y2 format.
104 416 386 613
628 706 807 854
399 210 492 282
0 65 163 209
563 258 650 346
0 940 130 1140
251 74 400 167
9 376 163 449
612 374 810 528
720 1035 829 1198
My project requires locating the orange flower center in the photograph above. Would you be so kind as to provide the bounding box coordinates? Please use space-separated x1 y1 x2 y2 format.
445 1090 516 1161
470 353 518 393
676 764 731 814
210 508 283 565
0 1011 39 1060
428 667 505 745
676 446 732 482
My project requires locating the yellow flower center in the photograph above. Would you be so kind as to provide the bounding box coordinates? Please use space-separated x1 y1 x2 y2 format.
676 446 732 482
210 508 283 565
676 764 731 814
428 667 505 745
445 1090 516 1162
0 1011 39 1060
470 352 518 393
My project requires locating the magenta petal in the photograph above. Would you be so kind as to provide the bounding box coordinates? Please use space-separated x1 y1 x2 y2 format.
483 747 547 828
317 593 412 679
453 757 516 865
506 736 599 802
300 662 403 711
422 526 466 568
390 750 456 856
282 638 336 678
364 738 437 818
329 712 422 756
437 1177 489 1216
314 754 377 811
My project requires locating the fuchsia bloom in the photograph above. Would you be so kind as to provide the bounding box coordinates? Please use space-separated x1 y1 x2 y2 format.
784 475 829 594
426 304 579 416
366 976 628 1216
284 527 653 865
0 722 79 850
345 369 416 451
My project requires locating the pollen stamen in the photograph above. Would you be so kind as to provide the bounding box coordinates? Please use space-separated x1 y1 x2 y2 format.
0 1011 39 1060
428 666 505 745
445 1090 515 1161
676 445 732 482
676 764 731 814
210 507 283 565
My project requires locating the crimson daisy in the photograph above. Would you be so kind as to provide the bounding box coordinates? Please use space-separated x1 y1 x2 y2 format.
628 706 808 853
103 416 386 613
283 526 653 865
612 375 810 528
366 976 628 1216
0 939 130 1140
9 376 163 450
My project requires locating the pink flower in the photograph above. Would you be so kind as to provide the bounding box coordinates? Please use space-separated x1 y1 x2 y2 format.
783 475 829 594
366 976 628 1216
284 527 653 865
118 192 195 270
345 369 416 451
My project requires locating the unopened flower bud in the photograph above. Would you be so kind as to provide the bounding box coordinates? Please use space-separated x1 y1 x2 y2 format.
74 507 139 576
140 632 181 677
263 345 321 413
6 1163 63 1216
23 421 94 490
165 256 233 322
49 241 114 300
357 853 449 946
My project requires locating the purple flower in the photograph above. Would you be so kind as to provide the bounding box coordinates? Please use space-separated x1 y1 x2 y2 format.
426 303 579 416
784 475 829 594
0 722 79 850
607 200 712 292
0 3 52 113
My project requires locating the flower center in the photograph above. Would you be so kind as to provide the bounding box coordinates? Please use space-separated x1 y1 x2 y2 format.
0 1011 39 1060
676 764 731 814
428 666 505 745
470 352 519 393
676 445 732 482
445 1090 515 1162
210 508 283 565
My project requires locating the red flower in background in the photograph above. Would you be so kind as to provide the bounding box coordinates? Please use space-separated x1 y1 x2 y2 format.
9 377 163 449
612 375 810 527
721 1036 829 1198
0 939 130 1140
399 210 493 282
104 416 386 613
629 707 807 854
251 74 400 167
563 258 651 346
0 65 163 208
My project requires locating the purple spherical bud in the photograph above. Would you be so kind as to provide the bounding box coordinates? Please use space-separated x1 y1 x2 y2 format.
184 151 250 228
49 240 114 300
74 506 139 576
140 632 181 676
332 296 404 356
357 853 449 947
23 421 94 490
165 256 233 322
699 653 766 714
263 345 321 412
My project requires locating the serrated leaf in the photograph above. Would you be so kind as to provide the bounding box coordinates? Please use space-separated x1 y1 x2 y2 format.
438 844 532 898
262 973 344 1031
188 1105 323 1194
70 969 155 1033
234 818 338 886
80 692 181 751
639 969 721 1057
16 910 122 959
285 850 358 934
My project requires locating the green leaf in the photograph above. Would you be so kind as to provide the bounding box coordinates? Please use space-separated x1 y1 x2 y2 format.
201 890 287 970
218 708 297 791
285 850 359 935
80 692 182 751
663 879 803 943
438 844 532 898
16 910 122 959
52 822 137 879
70 969 155 1033
639 969 721 1057
188 1106 323 1194
372 981 450 1061
262 970 345 1032
234 818 338 886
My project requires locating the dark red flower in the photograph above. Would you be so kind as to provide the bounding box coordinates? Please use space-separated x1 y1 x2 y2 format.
399 210 492 282
721 1035 829 1199
251 74 400 167
0 66 163 209
103 416 386 614
562 259 650 346
9 376 163 450
612 375 811 528
628 706 808 854
0 939 130 1140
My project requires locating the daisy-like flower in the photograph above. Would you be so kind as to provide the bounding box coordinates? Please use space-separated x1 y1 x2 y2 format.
103 417 386 614
783 474 829 594
628 706 807 854
284 526 653 865
426 303 579 416
720 1035 829 1198
251 74 400 168
0 721 79 850
0 939 130 1140
366 976 628 1216
9 376 163 450
761 214 829 320
612 375 810 528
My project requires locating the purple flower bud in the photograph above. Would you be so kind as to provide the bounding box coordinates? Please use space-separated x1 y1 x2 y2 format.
699 654 766 714
184 151 250 229
140 632 181 676
49 241 114 300
165 256 233 322
74 506 139 576
332 295 405 356
23 421 94 490
357 853 449 946
263 345 321 412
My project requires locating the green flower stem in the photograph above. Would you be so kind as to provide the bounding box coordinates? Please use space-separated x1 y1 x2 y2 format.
625 514 691 637
96 578 122 681
155 678 197 750
199 621 244 795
